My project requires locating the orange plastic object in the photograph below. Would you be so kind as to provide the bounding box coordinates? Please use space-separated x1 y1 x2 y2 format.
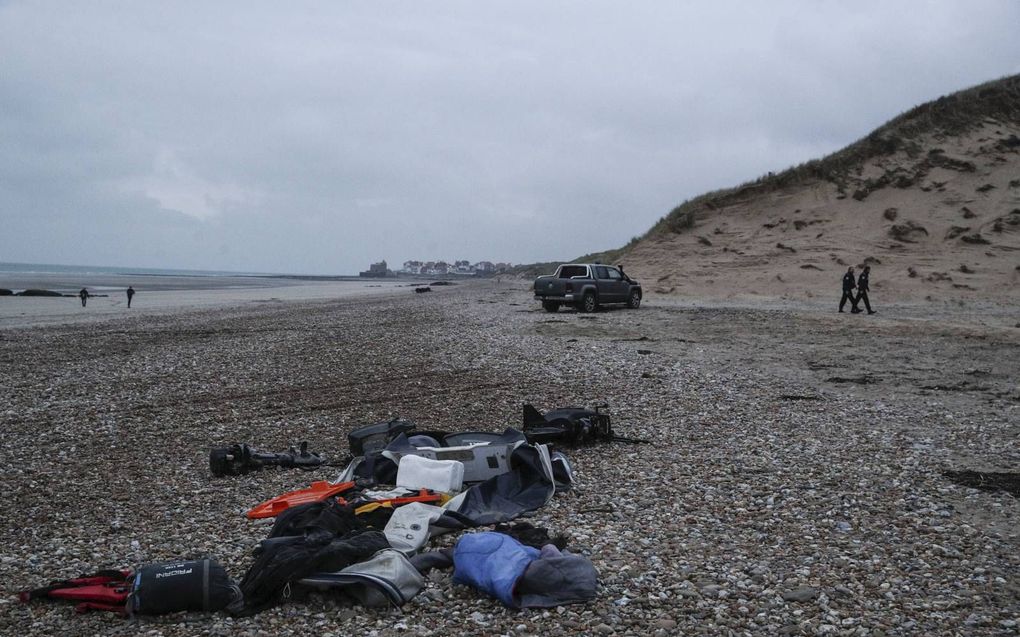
246 481 356 519
353 489 444 515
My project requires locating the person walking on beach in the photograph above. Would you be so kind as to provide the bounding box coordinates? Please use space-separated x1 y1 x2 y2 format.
79 288 89 307
838 267 855 313
854 265 875 314
126 286 135 308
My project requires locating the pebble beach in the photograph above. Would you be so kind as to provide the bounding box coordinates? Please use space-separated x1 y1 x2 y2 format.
1 281 1018 636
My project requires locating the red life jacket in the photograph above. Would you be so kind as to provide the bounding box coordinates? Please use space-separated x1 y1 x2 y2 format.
19 569 132 614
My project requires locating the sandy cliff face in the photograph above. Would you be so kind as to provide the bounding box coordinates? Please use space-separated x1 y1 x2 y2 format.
623 80 1020 304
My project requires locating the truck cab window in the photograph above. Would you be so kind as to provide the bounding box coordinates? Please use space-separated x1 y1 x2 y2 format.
607 268 622 281
558 266 588 278
595 266 610 279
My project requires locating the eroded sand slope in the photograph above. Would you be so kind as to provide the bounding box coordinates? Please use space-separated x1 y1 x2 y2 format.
623 78 1020 304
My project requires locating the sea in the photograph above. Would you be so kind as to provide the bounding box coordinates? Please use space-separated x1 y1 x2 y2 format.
0 261 333 294
0 261 275 278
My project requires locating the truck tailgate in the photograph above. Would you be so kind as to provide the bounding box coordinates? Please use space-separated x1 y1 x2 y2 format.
534 277 569 296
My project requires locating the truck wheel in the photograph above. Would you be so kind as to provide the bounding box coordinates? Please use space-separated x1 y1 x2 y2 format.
542 300 560 313
626 290 642 309
579 291 598 313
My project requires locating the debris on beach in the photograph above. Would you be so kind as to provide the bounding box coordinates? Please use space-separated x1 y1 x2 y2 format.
209 442 325 476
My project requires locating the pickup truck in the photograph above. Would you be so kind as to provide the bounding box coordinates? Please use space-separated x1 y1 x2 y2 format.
533 263 642 312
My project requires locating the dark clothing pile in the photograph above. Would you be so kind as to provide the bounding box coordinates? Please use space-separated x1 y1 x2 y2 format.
237 500 389 615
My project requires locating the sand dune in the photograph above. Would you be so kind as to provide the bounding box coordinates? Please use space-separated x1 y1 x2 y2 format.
620 76 1020 305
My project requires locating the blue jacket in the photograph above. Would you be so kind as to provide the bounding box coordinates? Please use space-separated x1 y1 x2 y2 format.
452 532 539 607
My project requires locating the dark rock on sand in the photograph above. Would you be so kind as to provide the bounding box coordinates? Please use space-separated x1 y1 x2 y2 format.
16 289 65 297
826 375 879 385
944 226 971 240
889 221 929 243
960 233 990 245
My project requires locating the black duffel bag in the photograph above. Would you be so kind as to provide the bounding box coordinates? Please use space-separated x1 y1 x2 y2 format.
129 559 241 615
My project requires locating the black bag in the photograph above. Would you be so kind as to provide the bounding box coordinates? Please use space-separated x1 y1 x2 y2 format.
129 559 241 615
521 405 613 445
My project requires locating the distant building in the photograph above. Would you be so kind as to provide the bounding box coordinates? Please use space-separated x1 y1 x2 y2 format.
359 260 393 278
395 258 508 276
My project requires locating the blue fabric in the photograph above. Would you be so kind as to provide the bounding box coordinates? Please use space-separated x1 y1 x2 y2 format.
452 532 539 607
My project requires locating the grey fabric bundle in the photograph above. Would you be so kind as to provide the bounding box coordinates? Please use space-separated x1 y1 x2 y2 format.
298 549 425 607
516 544 599 608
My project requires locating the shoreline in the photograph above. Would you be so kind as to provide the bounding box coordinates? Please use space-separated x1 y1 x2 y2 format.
4 274 1018 332
0 275 413 330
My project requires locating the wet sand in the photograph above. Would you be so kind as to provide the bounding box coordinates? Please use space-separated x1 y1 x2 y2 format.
0 273 407 329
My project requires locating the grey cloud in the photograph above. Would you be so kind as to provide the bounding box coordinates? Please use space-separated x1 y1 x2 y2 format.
2 1 1019 273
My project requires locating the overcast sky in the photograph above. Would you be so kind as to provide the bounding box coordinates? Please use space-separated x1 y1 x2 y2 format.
2 2 1018 274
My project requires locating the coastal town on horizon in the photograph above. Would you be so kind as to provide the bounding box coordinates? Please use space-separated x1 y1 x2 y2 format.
359 259 515 278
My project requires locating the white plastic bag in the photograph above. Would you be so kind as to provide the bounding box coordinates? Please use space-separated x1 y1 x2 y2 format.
395 454 464 493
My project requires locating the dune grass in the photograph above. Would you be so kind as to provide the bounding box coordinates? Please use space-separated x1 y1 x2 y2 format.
512 74 1020 274
647 74 1020 237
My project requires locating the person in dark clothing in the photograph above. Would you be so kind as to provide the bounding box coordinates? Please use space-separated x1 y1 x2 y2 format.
126 286 135 308
79 288 89 307
854 265 875 314
838 267 855 312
